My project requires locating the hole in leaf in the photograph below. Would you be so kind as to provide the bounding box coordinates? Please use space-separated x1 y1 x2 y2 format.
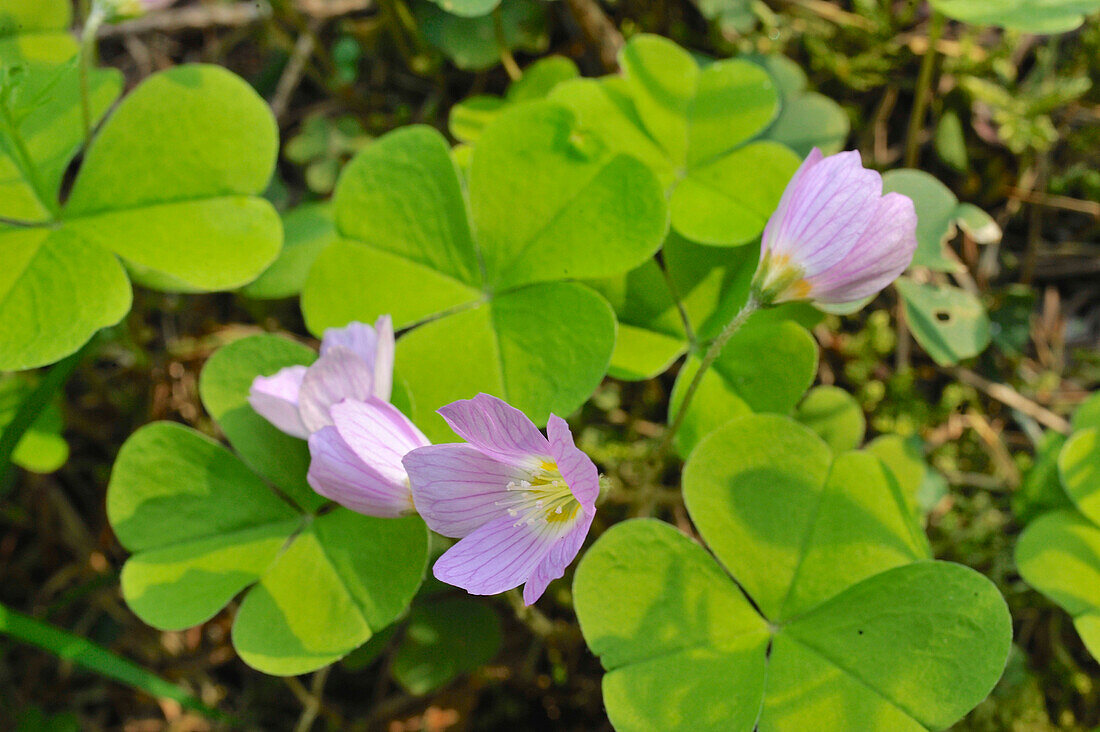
935 310 952 322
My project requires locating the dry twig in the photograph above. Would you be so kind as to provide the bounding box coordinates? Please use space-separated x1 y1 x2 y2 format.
953 367 1072 434
97 0 374 37
564 0 623 72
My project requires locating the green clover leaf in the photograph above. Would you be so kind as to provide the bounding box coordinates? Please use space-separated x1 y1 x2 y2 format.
930 0 1099 34
750 54 850 158
107 335 429 675
302 101 667 440
896 278 992 366
1017 422 1100 661
574 415 1011 731
550 34 800 246
0 64 280 371
0 374 68 473
414 0 547 71
0 0 77 65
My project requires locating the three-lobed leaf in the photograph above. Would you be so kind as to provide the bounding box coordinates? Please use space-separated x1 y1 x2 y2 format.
108 335 429 675
0 64 281 371
302 101 667 440
575 414 1012 731
550 34 800 246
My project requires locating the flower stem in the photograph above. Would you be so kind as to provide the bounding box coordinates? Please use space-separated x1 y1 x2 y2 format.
79 8 104 145
657 257 696 349
904 10 944 168
656 295 760 458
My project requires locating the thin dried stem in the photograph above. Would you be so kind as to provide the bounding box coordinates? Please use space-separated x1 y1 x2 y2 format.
564 0 623 72
953 367 1072 434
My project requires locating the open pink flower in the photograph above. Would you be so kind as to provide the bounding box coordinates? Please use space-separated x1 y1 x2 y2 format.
403 394 599 605
750 148 918 306
248 317 394 440
248 318 422 517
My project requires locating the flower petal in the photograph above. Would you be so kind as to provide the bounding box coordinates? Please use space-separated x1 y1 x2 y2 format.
248 365 309 439
332 398 429 467
297 346 375 432
806 192 918 304
522 509 594 605
320 321 378 363
763 149 883 277
307 424 415 517
372 315 395 403
759 147 823 265
404 444 528 538
437 393 551 467
433 514 564 597
319 317 395 402
546 415 600 512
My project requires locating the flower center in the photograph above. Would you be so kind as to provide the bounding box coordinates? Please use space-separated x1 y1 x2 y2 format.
751 251 812 305
498 460 581 528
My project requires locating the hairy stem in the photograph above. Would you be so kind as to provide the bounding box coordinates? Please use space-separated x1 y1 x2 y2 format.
79 8 105 145
657 257 697 349
656 296 760 458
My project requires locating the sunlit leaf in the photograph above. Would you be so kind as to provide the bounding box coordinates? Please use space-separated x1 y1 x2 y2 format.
0 64 280 371
302 103 666 440
575 415 1010 731
551 35 797 246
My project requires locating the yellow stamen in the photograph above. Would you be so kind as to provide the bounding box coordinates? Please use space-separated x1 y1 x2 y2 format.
496 459 582 528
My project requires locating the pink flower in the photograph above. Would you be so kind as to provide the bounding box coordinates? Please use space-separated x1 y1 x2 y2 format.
248 318 425 518
307 399 428 517
750 148 918 306
248 317 395 440
403 394 599 605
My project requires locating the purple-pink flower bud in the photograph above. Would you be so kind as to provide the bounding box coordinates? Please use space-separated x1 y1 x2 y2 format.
248 318 424 518
750 148 918 307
